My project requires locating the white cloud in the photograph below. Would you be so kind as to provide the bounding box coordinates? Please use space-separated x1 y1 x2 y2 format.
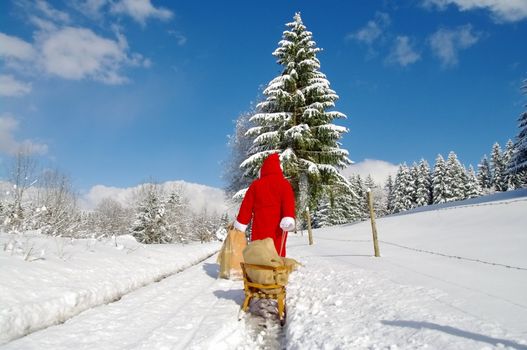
387 36 421 66
168 30 187 46
347 12 391 45
73 0 108 19
341 159 399 185
423 0 527 22
0 27 148 86
35 0 71 23
0 113 48 155
111 0 173 25
428 24 480 68
0 75 32 96
35 26 149 84
0 32 35 61
0 1 153 87
79 180 228 215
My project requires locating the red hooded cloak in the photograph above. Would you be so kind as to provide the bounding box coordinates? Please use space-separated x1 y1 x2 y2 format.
235 154 295 256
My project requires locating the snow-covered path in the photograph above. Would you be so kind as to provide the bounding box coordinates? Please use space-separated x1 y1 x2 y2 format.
3 256 256 350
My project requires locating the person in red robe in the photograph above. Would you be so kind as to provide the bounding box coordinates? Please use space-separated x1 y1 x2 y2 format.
234 153 296 257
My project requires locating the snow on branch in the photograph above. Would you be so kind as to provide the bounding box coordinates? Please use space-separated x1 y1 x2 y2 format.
280 148 298 162
326 111 347 119
240 150 280 169
285 124 311 140
254 131 279 145
250 112 292 124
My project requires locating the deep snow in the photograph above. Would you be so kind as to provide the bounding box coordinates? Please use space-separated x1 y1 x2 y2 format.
1 189 526 349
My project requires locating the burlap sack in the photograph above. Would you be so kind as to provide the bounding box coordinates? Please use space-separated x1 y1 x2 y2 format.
217 227 247 280
242 238 300 292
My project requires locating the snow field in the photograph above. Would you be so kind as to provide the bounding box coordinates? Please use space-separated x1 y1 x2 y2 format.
0 233 220 344
1 191 526 349
285 257 525 349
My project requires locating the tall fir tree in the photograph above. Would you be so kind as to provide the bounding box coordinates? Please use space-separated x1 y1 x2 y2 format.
352 175 369 220
409 163 419 208
385 175 394 214
445 151 467 201
432 154 448 204
329 190 355 225
509 78 527 179
130 184 169 244
312 193 331 228
165 189 191 243
415 159 432 207
392 163 414 213
465 165 482 199
503 139 521 189
364 174 385 217
241 13 352 216
477 155 492 191
491 142 507 192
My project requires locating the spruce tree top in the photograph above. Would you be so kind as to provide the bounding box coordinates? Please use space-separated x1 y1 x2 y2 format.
511 78 527 173
241 13 351 204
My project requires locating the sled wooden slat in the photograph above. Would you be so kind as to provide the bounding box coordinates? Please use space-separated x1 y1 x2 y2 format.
240 262 287 325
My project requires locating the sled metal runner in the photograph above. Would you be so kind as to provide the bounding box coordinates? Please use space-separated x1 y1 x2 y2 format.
240 262 287 326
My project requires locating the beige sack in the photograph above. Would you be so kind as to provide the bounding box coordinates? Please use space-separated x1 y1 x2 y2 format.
217 227 247 280
242 238 300 290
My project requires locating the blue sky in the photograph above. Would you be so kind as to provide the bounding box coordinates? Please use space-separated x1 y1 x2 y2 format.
1 0 526 194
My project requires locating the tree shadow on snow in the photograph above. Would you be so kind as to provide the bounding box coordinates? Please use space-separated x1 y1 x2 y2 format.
213 289 244 306
202 263 219 278
381 320 527 350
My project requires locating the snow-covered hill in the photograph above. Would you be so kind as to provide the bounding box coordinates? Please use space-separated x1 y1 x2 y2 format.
1 189 526 349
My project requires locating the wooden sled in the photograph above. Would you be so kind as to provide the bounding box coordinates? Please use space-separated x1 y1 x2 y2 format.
240 262 287 326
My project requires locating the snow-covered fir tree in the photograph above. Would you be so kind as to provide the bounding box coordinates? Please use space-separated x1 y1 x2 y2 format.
351 175 369 220
224 110 255 199
509 78 527 179
477 155 492 192
363 174 386 217
391 164 414 213
503 139 521 189
445 151 467 201
165 189 191 243
241 13 352 215
491 143 507 192
364 174 375 191
312 194 331 228
415 159 432 207
432 154 448 204
409 163 419 208
385 175 394 214
465 165 482 199
0 200 4 228
130 183 170 244
313 187 356 227
329 192 355 225
191 208 218 243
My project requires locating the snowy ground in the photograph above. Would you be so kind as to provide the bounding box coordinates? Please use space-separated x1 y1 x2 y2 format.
1 189 526 349
0 234 220 345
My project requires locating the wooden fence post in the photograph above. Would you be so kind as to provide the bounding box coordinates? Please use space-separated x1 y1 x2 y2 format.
366 189 380 257
305 208 313 245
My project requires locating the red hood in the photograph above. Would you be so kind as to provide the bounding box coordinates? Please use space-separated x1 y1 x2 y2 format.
260 153 283 178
